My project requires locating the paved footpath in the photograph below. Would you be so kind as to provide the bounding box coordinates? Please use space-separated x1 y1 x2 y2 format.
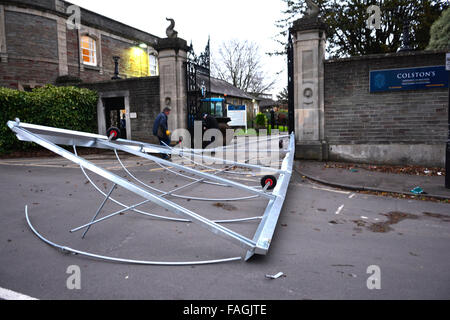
295 160 450 200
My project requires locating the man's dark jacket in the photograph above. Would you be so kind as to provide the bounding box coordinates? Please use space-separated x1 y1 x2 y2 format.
153 112 168 139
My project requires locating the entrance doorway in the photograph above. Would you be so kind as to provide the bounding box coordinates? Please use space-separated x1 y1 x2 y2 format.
103 97 127 139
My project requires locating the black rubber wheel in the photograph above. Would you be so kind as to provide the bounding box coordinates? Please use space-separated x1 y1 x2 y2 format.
261 175 277 190
279 140 284 149
106 127 120 141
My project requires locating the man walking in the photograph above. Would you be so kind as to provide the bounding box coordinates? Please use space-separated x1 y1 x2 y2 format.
153 107 171 159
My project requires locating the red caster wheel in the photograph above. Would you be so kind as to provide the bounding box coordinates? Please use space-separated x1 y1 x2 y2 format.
261 175 277 190
106 127 120 141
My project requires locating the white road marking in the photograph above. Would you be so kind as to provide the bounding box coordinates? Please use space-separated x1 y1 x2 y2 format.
349 193 356 199
335 205 344 215
295 183 350 195
0 287 38 300
361 216 368 219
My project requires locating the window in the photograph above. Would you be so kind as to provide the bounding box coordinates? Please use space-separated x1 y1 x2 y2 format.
149 54 158 76
81 36 97 66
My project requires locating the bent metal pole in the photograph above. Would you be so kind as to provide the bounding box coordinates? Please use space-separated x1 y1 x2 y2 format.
7 121 257 253
8 120 295 260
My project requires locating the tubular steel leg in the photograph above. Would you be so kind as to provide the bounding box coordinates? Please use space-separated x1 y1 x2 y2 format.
71 199 151 233
82 183 116 239
8 121 295 258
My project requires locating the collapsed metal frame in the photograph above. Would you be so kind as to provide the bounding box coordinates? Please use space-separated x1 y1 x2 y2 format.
8 119 295 265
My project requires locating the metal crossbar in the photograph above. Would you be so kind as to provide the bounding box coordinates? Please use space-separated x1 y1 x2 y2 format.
8 120 295 264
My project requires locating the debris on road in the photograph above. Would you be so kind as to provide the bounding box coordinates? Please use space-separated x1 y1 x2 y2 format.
322 162 445 177
411 187 426 195
265 272 285 279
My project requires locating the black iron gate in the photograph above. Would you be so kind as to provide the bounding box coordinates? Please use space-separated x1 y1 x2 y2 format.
287 30 295 135
186 39 211 132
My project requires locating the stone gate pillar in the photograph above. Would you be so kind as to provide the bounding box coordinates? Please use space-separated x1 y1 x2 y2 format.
291 16 327 160
156 38 189 131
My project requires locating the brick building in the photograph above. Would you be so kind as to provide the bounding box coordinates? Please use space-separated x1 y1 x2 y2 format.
0 0 265 143
0 0 160 90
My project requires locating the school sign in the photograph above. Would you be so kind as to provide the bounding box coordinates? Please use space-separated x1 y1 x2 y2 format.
370 65 448 93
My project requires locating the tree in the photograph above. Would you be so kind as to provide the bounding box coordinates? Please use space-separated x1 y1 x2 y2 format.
427 7 450 50
212 39 276 97
273 0 448 58
276 87 289 104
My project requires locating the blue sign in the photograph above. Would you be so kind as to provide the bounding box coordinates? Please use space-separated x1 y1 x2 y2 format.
227 105 246 111
370 65 448 92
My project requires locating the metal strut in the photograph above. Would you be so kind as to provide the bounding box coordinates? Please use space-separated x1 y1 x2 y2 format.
8 121 295 262
25 206 242 266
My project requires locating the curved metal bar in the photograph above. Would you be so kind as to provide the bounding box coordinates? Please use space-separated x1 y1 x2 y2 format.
171 194 259 202
186 134 290 153
73 146 189 223
25 206 242 266
161 141 256 177
155 161 264 189
213 216 262 223
114 149 166 194
154 161 228 187
74 146 262 222
115 150 260 202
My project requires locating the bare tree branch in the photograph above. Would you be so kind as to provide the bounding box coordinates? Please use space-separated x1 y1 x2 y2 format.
212 39 276 97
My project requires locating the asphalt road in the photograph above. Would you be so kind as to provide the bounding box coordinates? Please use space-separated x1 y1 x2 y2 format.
0 155 449 300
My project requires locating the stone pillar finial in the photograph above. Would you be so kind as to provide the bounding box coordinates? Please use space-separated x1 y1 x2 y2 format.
166 18 178 38
305 0 320 18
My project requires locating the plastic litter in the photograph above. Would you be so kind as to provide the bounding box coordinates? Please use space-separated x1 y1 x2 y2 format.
265 272 285 279
411 186 425 194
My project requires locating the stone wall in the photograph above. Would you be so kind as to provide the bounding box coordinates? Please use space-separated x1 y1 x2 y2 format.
0 0 160 89
323 50 448 167
80 77 160 143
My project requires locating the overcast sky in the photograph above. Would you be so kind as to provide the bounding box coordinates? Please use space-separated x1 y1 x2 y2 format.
68 0 293 98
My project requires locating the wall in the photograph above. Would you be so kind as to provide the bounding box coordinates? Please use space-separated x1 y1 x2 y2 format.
79 77 160 143
323 50 448 167
0 0 160 89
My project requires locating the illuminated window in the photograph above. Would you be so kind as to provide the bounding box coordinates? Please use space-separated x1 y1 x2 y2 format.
149 54 158 76
81 36 97 66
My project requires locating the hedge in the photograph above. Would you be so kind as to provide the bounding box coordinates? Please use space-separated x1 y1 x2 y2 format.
255 113 267 127
0 85 98 154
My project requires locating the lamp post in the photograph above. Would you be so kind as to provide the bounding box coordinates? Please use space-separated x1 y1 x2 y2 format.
446 53 450 189
398 17 412 52
111 56 121 80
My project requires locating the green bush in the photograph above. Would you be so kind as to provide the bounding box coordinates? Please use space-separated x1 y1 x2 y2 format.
255 113 267 127
0 85 98 154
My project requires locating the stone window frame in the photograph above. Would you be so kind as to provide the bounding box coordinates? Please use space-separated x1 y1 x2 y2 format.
78 28 103 73
148 49 159 76
0 4 7 63
80 35 97 67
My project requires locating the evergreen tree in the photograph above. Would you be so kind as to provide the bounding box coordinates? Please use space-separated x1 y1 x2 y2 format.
427 7 450 50
273 0 448 58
